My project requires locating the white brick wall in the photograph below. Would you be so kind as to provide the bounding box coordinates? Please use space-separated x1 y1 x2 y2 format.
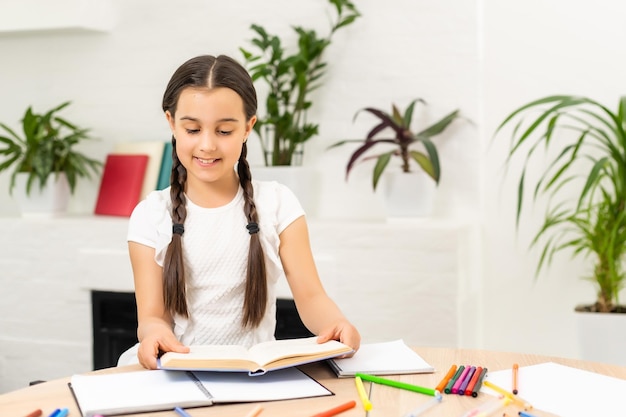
0 217 476 393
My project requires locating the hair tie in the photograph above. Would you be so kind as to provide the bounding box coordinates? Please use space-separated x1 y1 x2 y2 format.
172 223 185 235
246 222 259 235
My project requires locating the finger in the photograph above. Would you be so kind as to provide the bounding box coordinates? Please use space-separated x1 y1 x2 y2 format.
138 341 160 369
160 336 190 353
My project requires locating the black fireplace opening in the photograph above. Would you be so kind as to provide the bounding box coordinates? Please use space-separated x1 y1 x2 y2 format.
91 291 313 370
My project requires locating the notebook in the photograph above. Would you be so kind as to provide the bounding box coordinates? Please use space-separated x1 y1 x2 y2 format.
70 367 332 417
327 339 435 377
94 154 149 217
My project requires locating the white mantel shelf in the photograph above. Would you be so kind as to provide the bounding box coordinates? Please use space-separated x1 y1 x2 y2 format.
0 0 115 34
0 215 481 394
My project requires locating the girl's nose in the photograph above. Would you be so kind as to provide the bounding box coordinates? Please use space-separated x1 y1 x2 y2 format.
198 131 217 152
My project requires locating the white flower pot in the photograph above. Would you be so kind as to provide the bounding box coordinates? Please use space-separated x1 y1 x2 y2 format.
381 170 436 218
575 310 626 366
252 166 319 218
13 172 71 218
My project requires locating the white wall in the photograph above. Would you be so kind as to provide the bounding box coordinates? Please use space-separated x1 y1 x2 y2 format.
482 0 626 359
1 0 625 386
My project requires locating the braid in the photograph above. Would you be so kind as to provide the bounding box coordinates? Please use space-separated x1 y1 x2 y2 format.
238 143 267 327
162 137 189 317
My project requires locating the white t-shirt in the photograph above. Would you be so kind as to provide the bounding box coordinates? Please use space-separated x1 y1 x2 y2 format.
127 179 304 348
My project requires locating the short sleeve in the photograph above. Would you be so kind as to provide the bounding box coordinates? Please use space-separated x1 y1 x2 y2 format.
127 200 157 248
127 188 173 266
274 182 305 234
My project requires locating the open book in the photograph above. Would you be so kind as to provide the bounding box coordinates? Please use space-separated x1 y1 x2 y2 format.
158 336 353 375
70 367 332 417
327 339 435 377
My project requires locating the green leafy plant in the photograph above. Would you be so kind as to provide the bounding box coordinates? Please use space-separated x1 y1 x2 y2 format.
494 95 626 313
239 0 360 166
0 101 102 195
329 99 462 190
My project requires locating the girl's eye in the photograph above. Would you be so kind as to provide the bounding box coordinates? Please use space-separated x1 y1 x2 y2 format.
186 129 200 134
218 130 232 136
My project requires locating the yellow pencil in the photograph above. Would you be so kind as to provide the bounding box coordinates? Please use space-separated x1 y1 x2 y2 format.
354 376 373 411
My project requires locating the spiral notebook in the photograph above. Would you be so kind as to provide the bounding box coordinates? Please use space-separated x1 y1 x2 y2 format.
70 367 331 417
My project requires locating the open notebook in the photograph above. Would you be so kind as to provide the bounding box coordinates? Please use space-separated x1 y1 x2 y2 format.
70 367 331 417
327 339 435 377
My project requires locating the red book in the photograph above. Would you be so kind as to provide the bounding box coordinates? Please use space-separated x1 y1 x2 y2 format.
94 154 149 217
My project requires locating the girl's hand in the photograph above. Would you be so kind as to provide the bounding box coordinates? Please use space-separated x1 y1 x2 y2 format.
317 319 361 358
137 333 190 369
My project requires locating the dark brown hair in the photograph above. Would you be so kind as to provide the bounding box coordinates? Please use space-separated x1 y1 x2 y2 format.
161 55 267 327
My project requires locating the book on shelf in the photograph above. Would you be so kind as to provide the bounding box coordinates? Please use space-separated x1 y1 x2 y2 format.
70 366 331 417
156 141 173 190
158 336 353 375
94 154 149 217
327 339 435 377
112 140 167 199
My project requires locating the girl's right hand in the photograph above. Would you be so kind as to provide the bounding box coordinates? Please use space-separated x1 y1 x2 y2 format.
137 333 190 369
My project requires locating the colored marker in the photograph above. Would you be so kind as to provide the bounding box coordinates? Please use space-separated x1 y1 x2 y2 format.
476 396 511 417
174 406 193 417
451 365 470 394
483 380 533 410
519 412 540 417
444 365 465 394
512 363 519 394
458 366 476 395
244 404 264 417
435 364 457 393
403 393 442 417
24 410 42 417
464 366 483 395
356 373 438 397
460 396 510 417
54 410 69 417
309 400 356 417
354 376 373 411
471 367 488 397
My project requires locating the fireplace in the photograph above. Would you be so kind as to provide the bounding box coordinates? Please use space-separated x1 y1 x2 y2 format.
91 291 313 370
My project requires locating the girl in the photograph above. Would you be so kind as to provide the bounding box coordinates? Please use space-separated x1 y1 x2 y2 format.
120 55 360 369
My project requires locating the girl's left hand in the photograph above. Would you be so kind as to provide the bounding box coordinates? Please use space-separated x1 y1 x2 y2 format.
317 319 361 357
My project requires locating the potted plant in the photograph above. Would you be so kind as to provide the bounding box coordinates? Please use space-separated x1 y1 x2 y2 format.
328 99 463 216
0 101 102 215
239 0 361 167
493 95 626 363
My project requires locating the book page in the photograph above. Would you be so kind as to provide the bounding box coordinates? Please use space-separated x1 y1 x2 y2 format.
192 367 332 402
248 337 352 369
159 345 258 371
70 370 211 416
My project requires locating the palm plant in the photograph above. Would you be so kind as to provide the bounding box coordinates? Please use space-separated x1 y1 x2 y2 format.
494 95 626 313
0 101 102 195
329 99 462 190
240 0 360 166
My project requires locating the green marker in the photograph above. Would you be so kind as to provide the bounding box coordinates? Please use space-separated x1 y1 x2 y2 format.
355 373 438 397
444 365 465 394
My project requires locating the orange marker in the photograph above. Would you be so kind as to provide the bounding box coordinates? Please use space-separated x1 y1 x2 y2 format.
310 400 356 417
23 410 42 417
435 364 457 393
512 363 519 394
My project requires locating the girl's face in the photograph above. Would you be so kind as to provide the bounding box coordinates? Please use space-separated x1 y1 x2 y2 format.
166 86 256 195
